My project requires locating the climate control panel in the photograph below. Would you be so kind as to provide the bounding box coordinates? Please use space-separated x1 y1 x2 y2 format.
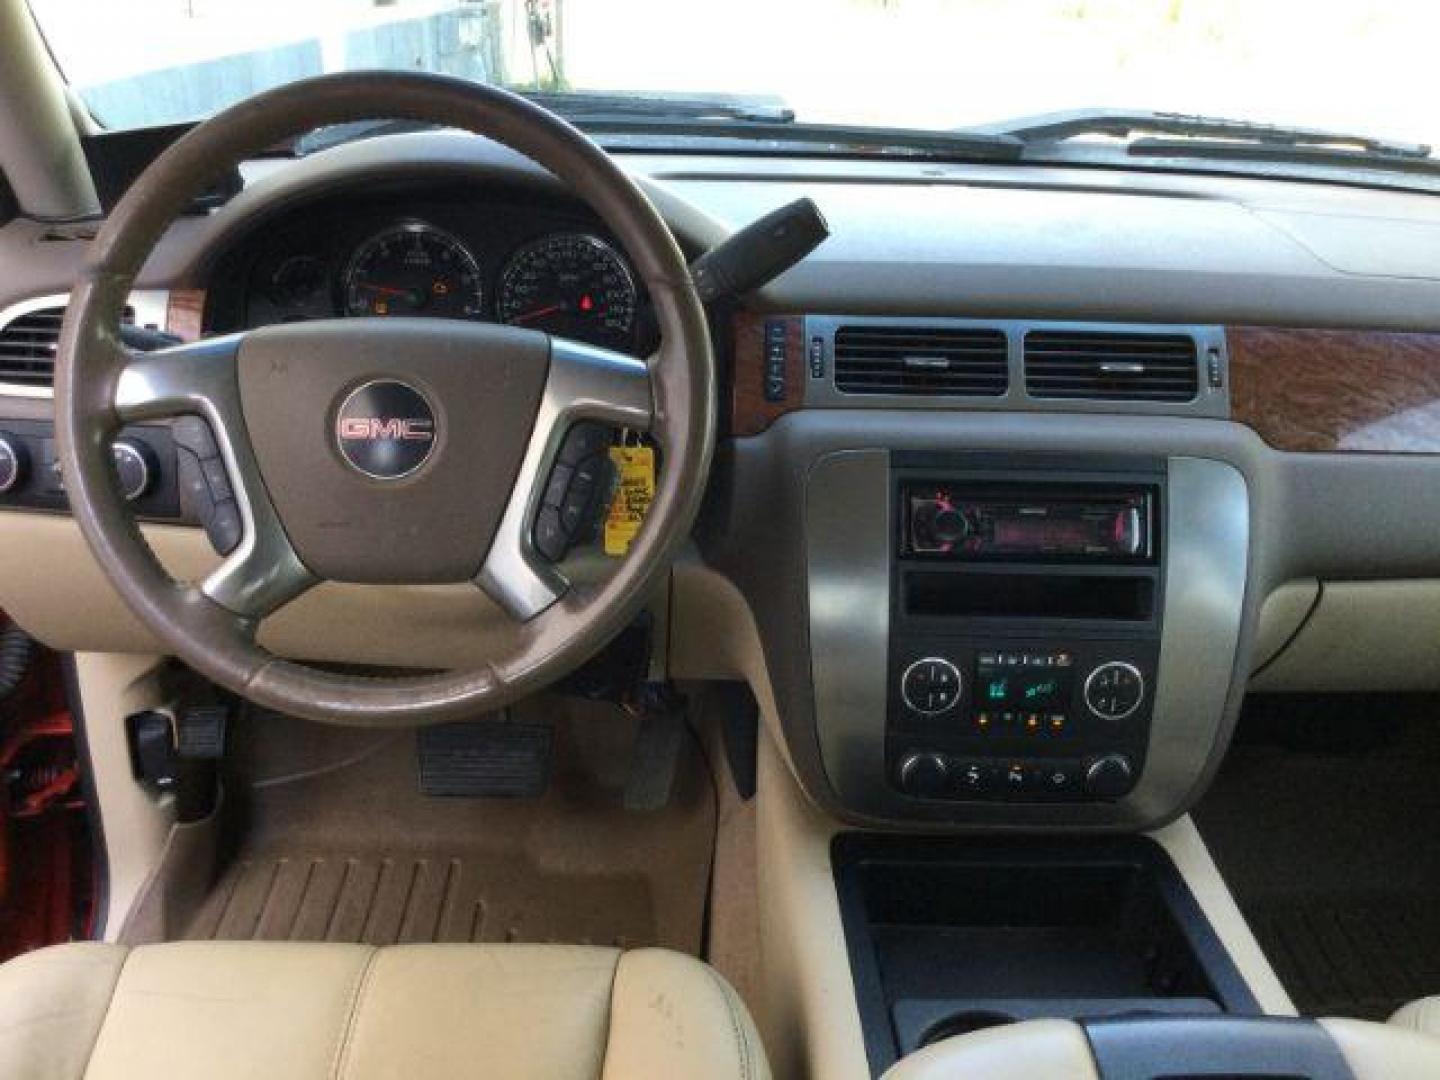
886 638 1157 803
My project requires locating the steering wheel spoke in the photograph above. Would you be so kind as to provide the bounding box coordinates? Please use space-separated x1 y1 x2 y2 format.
476 338 653 620
115 336 318 620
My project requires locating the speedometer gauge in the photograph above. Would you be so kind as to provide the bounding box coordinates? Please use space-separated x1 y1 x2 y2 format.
497 234 637 348
343 222 483 319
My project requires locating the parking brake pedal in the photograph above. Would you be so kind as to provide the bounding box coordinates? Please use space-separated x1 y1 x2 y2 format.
417 712 553 797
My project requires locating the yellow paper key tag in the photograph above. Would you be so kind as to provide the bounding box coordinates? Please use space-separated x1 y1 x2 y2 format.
604 444 655 556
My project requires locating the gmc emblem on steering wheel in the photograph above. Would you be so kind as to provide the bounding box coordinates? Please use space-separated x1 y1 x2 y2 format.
334 379 438 480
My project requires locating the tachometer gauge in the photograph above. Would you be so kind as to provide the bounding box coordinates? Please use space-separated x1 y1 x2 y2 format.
343 222 483 319
497 233 637 347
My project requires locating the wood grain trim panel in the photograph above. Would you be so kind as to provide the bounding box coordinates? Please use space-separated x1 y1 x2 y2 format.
730 312 805 437
1229 326 1440 453
165 289 205 343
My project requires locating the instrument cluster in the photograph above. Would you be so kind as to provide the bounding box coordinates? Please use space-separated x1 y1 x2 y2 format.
223 184 652 354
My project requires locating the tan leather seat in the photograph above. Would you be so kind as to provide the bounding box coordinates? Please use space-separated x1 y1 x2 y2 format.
0 941 769 1080
1392 997 1440 1037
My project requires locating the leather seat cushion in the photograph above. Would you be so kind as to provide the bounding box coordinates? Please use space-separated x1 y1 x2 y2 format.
0 941 769 1080
1391 997 1440 1037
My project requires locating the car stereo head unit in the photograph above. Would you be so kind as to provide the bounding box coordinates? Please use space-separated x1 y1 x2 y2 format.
905 482 1154 562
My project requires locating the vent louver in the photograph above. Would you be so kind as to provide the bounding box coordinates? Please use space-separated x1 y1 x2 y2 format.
1024 330 1198 402
833 325 1008 396
0 304 134 388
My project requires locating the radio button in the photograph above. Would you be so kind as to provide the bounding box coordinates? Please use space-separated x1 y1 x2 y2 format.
1084 661 1145 720
901 657 962 715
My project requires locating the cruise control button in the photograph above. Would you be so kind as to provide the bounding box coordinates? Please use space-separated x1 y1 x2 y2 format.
541 463 573 509
533 508 568 561
200 456 232 501
207 500 242 556
557 422 611 466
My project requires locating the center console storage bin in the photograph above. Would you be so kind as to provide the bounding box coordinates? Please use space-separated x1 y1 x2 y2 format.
834 835 1261 1075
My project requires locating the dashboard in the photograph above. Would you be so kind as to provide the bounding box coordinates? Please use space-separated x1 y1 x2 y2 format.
7 133 1440 828
204 180 658 355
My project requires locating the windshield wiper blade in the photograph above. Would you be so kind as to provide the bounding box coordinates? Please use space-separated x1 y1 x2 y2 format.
974 107 1431 159
520 90 796 124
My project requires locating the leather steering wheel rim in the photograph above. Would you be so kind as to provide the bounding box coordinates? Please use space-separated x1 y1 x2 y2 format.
54 72 715 726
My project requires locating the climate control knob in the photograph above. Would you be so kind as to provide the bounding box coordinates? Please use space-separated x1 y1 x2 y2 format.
901 657 963 715
0 433 27 494
1084 661 1145 720
1084 753 1136 799
897 752 951 798
111 438 157 502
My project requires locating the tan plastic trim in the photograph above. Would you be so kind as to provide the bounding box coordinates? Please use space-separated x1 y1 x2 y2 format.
69 653 178 940
1250 580 1440 692
0 0 99 219
755 727 869 1080
1148 815 1297 1015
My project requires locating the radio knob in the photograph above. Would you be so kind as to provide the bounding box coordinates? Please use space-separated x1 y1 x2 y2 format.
931 507 970 544
1083 661 1145 720
111 438 157 502
0 433 28 494
898 752 951 798
1084 753 1136 799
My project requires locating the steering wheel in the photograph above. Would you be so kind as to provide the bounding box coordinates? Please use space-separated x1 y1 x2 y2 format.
54 73 715 726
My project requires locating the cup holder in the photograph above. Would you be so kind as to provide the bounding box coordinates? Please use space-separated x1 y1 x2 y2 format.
919 1010 1017 1046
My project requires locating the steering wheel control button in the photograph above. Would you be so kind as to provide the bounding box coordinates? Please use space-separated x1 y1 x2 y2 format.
334 379 437 480
532 424 621 562
901 657 962 715
557 421 612 466
111 438 157 502
0 433 28 494
1084 661 1145 720
171 416 241 553
1084 753 1137 799
897 752 950 798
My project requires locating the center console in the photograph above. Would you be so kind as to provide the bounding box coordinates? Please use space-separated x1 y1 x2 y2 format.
887 458 1164 805
806 449 1249 826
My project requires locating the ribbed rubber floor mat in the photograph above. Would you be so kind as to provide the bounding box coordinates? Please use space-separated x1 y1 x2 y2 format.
1196 702 1440 1021
126 696 715 954
1247 898 1440 1020
188 852 655 948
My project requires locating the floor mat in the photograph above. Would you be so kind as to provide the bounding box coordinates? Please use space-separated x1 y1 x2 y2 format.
157 696 716 953
1194 700 1440 1019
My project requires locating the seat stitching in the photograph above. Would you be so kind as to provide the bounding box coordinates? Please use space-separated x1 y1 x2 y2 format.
80 946 133 1080
702 963 753 1080
595 950 624 1080
329 947 381 1080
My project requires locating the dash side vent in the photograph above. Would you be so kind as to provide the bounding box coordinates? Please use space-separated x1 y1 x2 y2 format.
0 304 134 388
834 325 1008 397
1024 330 1198 402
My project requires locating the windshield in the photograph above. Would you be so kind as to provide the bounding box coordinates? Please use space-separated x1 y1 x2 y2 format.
27 0 1440 155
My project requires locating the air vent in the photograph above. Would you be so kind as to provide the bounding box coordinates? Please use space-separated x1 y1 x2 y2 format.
0 304 134 388
834 325 1009 396
1024 330 1198 402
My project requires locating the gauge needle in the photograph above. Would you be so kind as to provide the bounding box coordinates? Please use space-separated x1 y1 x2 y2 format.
512 303 565 324
358 283 412 297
